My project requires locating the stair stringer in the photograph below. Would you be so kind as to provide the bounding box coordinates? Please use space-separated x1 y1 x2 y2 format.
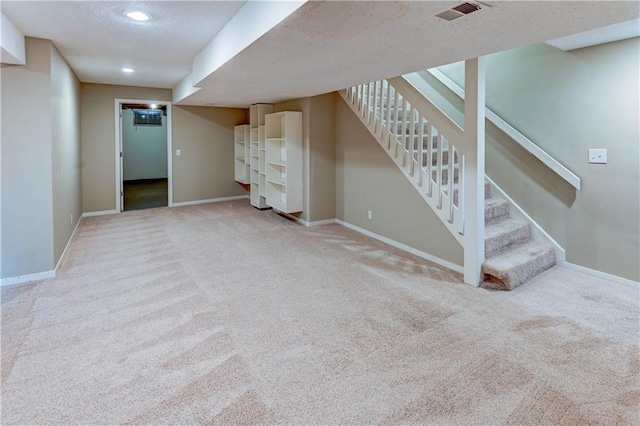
339 90 465 246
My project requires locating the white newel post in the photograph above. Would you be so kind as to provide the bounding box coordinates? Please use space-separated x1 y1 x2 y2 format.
463 57 486 286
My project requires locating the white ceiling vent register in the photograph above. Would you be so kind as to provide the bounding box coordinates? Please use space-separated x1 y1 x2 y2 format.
436 2 486 22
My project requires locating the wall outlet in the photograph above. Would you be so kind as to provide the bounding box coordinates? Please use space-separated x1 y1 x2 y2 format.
588 149 607 164
176 149 181 156
367 210 373 220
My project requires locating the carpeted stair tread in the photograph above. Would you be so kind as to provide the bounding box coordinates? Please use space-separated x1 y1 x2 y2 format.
485 198 510 225
482 241 556 290
485 219 532 258
350 92 557 291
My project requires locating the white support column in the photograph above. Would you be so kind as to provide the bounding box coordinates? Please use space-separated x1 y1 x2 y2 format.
463 57 486 286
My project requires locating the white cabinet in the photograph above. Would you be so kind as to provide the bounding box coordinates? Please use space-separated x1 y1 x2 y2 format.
265 111 303 213
234 125 250 184
249 104 273 209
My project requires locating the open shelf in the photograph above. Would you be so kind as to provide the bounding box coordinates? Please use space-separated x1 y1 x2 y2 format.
233 125 250 184
264 111 303 213
249 104 273 209
267 176 286 187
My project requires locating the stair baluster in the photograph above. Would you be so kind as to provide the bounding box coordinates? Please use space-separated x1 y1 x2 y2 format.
342 68 553 289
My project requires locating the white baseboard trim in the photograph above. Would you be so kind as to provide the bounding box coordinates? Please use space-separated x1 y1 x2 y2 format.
274 211 336 227
55 215 82 272
563 262 639 289
1 270 55 287
2 215 85 288
82 210 118 218
172 195 249 207
305 218 338 227
335 219 464 274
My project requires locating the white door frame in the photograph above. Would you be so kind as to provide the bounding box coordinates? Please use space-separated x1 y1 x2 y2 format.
114 98 173 212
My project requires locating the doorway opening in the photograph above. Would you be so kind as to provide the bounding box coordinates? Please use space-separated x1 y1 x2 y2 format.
115 99 173 212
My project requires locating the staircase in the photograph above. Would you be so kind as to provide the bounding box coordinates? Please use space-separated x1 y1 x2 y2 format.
482 182 555 290
341 75 555 290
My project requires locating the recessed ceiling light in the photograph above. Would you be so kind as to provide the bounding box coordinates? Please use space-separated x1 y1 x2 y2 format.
126 11 150 22
122 68 134 73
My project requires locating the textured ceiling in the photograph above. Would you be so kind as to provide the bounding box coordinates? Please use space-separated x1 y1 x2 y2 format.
1 1 246 88
180 1 640 107
2 1 638 105
546 17 640 51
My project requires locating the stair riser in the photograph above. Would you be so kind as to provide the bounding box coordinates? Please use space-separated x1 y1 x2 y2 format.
485 224 532 258
485 181 492 199
431 167 459 186
401 135 439 150
374 98 405 109
442 181 491 205
348 90 556 291
485 202 510 225
374 108 413 120
415 152 455 168
430 150 457 167
372 103 411 117
395 121 430 135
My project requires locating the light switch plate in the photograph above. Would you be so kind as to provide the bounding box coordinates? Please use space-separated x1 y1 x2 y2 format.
588 149 607 164
176 149 181 156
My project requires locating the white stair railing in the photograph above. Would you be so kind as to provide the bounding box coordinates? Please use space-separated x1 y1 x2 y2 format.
340 58 486 285
345 79 465 242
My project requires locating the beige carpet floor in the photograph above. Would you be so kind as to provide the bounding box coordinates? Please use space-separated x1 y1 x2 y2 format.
2 200 639 425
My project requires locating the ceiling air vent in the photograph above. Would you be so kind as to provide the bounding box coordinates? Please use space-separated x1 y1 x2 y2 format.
436 2 483 21
453 2 481 14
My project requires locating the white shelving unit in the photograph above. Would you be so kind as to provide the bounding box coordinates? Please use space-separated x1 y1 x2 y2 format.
249 104 273 209
265 111 303 213
234 125 250 184
258 125 267 198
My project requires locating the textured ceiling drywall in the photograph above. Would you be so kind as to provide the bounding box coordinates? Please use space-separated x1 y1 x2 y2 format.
1 1 246 88
546 17 640 51
178 1 640 107
2 1 638 105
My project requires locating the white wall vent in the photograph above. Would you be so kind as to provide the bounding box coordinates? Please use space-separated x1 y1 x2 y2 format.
436 2 484 22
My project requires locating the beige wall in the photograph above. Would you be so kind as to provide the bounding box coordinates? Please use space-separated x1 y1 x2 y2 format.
81 85 247 211
335 97 464 267
80 84 172 212
274 93 336 222
1 37 81 279
431 38 639 281
172 106 248 204
51 44 82 266
308 94 337 222
1 38 54 278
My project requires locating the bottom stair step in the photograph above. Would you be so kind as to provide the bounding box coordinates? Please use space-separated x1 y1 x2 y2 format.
481 241 555 291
